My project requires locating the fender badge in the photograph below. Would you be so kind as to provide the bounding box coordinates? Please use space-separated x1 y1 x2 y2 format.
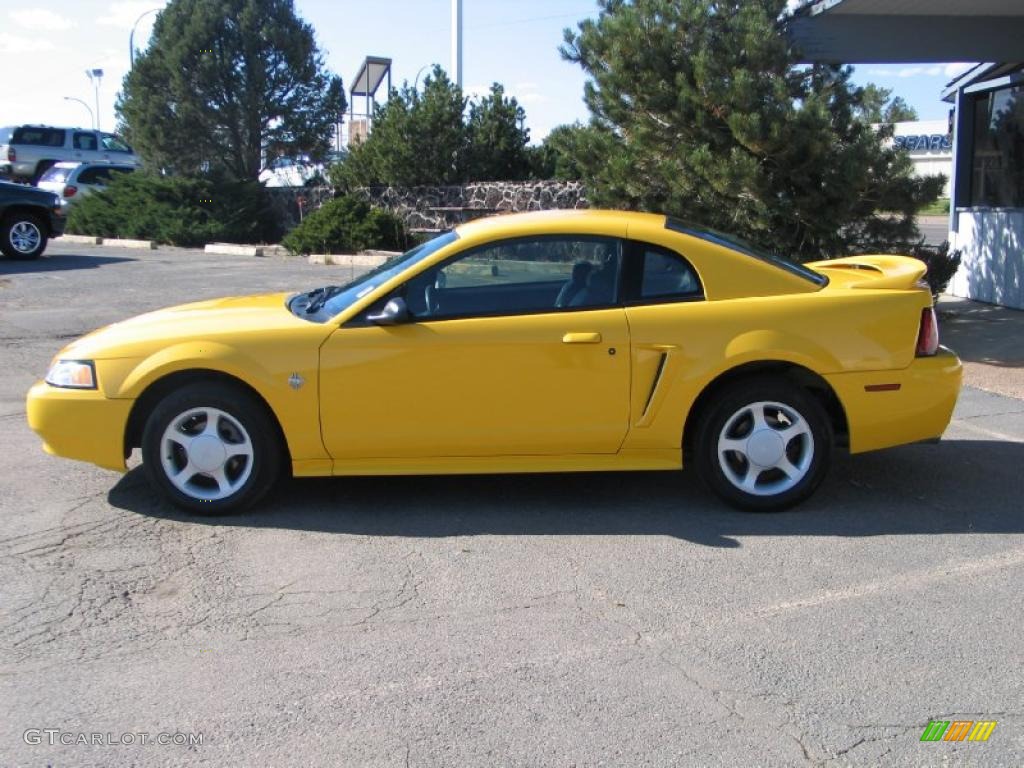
288 373 305 390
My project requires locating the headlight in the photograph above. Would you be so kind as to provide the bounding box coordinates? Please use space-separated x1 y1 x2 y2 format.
45 360 97 389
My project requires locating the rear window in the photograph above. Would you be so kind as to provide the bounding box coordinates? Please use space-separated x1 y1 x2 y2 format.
0 127 12 144
39 166 73 184
12 127 66 147
666 218 827 287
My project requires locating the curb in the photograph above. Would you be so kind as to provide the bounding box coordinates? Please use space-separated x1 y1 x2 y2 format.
101 238 157 250
60 235 102 245
205 243 264 257
308 253 390 268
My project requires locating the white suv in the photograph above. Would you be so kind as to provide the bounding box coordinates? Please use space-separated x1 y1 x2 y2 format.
0 125 142 183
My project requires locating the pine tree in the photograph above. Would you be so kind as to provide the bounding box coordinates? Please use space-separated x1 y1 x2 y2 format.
561 0 944 259
118 0 345 181
465 85 531 181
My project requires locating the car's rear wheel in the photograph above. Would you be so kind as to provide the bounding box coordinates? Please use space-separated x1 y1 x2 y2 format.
141 382 282 514
1 213 48 260
694 378 832 512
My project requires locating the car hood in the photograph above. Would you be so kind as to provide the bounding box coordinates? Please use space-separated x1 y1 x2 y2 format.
59 292 319 359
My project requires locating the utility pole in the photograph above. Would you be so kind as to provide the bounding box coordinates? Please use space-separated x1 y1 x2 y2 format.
85 69 104 131
451 0 463 87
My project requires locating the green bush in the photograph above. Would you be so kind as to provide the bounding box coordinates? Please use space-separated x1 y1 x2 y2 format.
281 195 408 255
909 240 962 299
67 171 278 247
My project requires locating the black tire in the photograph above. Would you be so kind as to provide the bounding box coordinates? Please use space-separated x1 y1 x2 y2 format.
693 377 832 512
141 381 282 514
0 212 48 260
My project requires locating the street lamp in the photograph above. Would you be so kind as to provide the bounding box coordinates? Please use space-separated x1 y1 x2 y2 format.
85 69 103 131
129 8 162 70
413 65 432 92
63 97 95 129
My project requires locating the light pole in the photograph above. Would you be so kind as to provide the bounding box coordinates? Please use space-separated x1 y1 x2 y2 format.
451 0 463 87
129 8 162 70
63 97 95 129
413 65 431 92
85 69 103 131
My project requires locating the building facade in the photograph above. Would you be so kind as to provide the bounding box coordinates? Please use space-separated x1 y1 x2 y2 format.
891 120 953 197
945 65 1024 310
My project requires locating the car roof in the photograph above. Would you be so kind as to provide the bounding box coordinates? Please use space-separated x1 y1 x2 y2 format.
52 161 83 169
455 209 668 238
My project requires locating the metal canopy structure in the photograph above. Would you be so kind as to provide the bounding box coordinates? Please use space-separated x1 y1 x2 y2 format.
348 56 393 146
351 56 393 99
787 0 1024 63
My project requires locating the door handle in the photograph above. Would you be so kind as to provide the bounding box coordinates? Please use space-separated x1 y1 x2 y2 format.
562 332 602 344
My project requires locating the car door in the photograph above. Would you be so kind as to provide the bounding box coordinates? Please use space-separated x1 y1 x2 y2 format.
72 131 99 162
319 235 631 459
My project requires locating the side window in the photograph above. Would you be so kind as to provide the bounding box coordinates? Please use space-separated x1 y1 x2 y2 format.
635 245 703 302
101 134 132 153
74 132 98 151
77 167 106 184
402 236 621 320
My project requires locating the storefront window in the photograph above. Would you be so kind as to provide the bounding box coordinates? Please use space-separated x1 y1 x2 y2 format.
970 84 1024 208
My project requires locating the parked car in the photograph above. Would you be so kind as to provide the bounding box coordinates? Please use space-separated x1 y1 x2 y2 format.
0 125 141 184
37 162 136 207
26 210 962 514
0 180 65 259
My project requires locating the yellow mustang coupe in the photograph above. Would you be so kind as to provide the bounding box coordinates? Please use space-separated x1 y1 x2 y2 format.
27 211 961 513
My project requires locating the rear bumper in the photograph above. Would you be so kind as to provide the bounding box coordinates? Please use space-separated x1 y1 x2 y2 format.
26 381 131 472
825 347 962 454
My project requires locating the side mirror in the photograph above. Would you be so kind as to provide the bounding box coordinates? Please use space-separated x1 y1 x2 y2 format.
367 297 410 326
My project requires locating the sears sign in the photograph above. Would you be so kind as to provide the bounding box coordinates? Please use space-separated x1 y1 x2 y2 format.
894 133 952 153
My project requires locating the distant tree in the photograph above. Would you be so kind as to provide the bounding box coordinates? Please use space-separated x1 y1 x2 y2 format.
465 84 531 181
333 67 469 187
560 0 944 259
856 83 919 124
118 0 346 181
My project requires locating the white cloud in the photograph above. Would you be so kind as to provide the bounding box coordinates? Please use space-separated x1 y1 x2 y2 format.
97 1 168 29
9 9 75 31
0 32 56 54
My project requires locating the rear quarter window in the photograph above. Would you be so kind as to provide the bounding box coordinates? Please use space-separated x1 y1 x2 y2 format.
12 127 66 147
0 127 12 144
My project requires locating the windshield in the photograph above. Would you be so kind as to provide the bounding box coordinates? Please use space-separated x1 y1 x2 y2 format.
293 230 459 321
666 218 828 287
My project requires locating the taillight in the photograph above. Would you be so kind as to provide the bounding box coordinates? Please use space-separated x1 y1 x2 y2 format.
916 306 939 356
7 147 14 162
63 185 77 198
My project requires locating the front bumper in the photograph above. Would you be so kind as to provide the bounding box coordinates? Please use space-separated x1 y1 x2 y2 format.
826 347 963 454
26 381 132 472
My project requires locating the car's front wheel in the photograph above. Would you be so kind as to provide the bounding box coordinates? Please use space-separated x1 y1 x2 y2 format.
141 382 282 514
694 378 832 512
1 213 48 260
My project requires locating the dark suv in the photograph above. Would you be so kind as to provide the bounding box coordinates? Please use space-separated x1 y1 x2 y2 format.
0 181 66 260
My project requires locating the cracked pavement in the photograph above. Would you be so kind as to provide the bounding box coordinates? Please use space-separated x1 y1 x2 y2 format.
2 243 1023 766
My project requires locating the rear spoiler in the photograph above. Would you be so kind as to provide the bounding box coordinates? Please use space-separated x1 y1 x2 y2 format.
804 255 927 290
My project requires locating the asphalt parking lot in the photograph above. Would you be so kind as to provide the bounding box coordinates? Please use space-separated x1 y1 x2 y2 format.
2 242 1023 767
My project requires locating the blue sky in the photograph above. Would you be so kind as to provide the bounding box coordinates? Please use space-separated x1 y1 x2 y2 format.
0 0 974 141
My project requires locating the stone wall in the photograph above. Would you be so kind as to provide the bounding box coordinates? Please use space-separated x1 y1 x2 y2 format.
266 181 588 233
354 181 589 231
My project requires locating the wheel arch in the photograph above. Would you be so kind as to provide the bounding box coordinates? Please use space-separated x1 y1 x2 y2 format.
123 368 292 470
681 360 849 462
2 205 51 234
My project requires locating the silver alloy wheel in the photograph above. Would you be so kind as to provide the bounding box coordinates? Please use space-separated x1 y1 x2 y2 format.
716 400 815 497
9 220 42 254
160 407 254 501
